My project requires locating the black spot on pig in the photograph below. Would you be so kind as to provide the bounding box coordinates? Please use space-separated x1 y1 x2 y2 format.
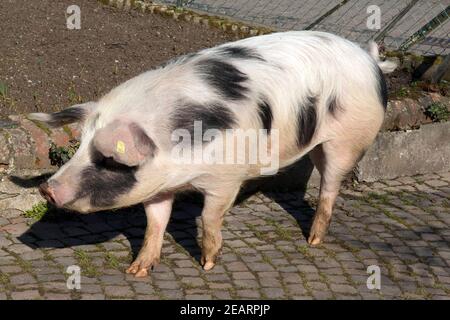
377 66 388 109
76 147 137 207
297 96 317 147
314 34 332 43
327 96 340 117
45 106 87 126
171 102 236 144
196 58 249 100
218 46 264 61
257 99 273 132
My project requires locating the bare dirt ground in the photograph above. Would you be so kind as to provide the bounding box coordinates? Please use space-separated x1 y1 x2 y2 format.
0 0 237 119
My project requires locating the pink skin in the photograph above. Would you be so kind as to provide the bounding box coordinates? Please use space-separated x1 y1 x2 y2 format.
39 180 76 208
125 193 174 277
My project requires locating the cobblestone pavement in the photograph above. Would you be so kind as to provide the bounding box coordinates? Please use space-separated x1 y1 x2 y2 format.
0 172 449 300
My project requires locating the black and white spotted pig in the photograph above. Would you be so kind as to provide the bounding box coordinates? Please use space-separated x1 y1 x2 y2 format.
30 31 396 277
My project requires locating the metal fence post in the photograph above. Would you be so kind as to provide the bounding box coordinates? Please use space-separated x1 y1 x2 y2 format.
399 5 450 52
373 0 420 43
305 0 349 30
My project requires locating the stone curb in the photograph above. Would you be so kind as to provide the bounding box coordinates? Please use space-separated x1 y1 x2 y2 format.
357 121 450 182
0 115 80 175
98 0 272 37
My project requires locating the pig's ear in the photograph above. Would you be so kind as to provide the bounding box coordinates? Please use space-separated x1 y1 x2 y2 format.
93 121 157 167
27 101 97 127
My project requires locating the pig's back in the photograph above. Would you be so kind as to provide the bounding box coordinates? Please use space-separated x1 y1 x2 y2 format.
190 31 384 160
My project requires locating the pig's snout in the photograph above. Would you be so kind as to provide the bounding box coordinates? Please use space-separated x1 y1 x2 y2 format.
39 181 65 207
39 182 57 206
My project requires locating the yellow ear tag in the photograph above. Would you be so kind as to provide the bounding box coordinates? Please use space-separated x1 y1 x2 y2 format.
116 140 126 154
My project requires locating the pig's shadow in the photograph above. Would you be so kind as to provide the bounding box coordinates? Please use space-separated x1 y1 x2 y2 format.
16 158 317 264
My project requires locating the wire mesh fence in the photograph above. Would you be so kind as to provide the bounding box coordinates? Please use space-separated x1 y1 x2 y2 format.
157 0 450 56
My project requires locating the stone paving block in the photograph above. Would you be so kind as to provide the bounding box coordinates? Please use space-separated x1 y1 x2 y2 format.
9 274 36 286
233 279 259 289
80 284 102 294
304 273 322 282
207 280 233 289
327 275 350 284
425 180 448 188
104 285 134 298
213 290 232 299
432 295 450 300
311 290 334 299
231 272 256 280
36 273 65 282
181 276 205 288
154 280 181 290
225 261 249 272
247 263 275 272
330 283 358 295
172 258 193 268
285 283 308 296
152 272 176 281
0 236 12 247
204 273 230 282
82 293 106 300
160 289 183 299
262 287 286 299
235 289 262 299
185 294 213 300
0 265 22 273
42 281 71 292
45 293 72 300
259 277 283 288
8 243 33 254
308 281 328 291
135 294 160 300
11 290 41 300
173 267 200 277
280 272 302 284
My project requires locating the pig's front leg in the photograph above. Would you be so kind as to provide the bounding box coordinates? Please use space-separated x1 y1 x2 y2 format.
126 193 174 277
201 184 241 271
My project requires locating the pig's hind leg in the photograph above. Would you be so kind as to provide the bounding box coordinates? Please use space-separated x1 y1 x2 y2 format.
200 183 242 271
307 140 366 246
126 193 174 277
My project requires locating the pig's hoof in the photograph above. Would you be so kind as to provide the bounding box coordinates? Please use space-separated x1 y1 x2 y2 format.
307 233 323 246
200 256 216 271
134 268 148 278
307 215 330 246
203 261 216 271
126 264 150 277
307 225 327 245
125 263 140 274
126 257 159 277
